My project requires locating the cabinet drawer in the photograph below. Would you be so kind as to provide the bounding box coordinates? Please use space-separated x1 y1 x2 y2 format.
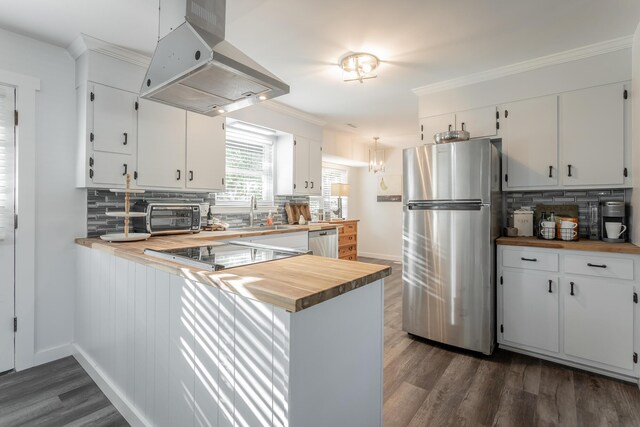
338 223 357 235
339 234 356 245
342 254 357 261
564 255 633 281
502 249 558 272
339 245 357 256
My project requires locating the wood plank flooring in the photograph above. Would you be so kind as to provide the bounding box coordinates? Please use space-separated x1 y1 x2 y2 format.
363 257 640 427
1 257 639 426
0 356 128 426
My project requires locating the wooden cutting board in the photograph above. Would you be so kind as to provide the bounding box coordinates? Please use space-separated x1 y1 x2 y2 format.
285 203 311 224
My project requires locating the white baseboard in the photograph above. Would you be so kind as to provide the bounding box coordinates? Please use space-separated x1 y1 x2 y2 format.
358 251 402 262
72 344 150 427
34 343 73 366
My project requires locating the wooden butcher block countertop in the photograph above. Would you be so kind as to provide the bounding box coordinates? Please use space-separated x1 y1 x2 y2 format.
76 226 391 312
497 236 640 255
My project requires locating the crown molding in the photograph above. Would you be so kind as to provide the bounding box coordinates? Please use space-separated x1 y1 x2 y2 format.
262 100 327 126
412 35 633 96
67 34 151 68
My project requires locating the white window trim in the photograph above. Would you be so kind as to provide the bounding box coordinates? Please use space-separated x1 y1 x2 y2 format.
0 68 40 371
216 124 276 207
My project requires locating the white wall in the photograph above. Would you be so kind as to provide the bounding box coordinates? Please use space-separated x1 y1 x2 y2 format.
350 148 404 261
633 23 640 245
0 28 85 364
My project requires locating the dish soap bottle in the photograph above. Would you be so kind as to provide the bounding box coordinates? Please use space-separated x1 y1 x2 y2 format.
207 206 214 226
266 211 273 226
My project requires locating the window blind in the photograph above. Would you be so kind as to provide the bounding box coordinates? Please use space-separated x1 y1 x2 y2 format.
310 166 348 219
216 123 275 206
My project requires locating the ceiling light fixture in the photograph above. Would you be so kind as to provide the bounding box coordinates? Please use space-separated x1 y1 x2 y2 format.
369 137 385 174
340 52 380 83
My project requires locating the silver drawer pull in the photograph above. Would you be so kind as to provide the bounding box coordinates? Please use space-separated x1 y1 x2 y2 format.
587 263 607 269
521 257 537 262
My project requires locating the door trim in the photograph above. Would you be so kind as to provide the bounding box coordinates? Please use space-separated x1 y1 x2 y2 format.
0 69 40 371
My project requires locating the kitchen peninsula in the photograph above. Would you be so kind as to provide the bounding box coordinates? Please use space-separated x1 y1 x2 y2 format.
74 226 390 427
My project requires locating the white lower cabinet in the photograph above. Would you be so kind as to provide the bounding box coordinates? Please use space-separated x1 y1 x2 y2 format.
498 245 639 381
502 271 559 352
563 276 634 371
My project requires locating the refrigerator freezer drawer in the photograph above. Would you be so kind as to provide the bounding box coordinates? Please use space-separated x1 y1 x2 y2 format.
402 205 494 354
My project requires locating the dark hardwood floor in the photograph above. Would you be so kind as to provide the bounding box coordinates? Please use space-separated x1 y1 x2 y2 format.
2 257 639 426
0 356 128 426
361 257 640 427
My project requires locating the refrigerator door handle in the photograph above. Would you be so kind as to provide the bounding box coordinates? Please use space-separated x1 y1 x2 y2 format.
407 200 486 211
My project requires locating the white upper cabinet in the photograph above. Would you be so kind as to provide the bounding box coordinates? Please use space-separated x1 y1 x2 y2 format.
276 135 323 196
560 83 626 187
293 136 310 195
91 83 137 155
186 113 226 192
419 113 455 143
90 151 133 186
137 99 186 189
307 139 323 196
456 106 498 139
502 95 559 189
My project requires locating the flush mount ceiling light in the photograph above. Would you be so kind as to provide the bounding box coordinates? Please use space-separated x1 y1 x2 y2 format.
340 52 380 83
369 137 385 174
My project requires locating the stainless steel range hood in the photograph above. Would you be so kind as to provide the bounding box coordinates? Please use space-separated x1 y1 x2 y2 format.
140 0 289 116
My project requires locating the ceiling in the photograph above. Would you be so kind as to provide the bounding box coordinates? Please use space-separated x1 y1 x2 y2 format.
1 0 640 145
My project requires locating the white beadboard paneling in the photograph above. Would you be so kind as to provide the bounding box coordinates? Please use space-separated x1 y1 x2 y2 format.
114 257 128 396
218 290 236 427
145 266 157 422
126 260 135 402
194 283 221 427
273 307 290 427
169 275 196 427
133 263 149 416
154 270 171 426
234 296 274 427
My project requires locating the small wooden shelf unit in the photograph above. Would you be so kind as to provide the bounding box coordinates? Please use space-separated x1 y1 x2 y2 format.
334 220 358 261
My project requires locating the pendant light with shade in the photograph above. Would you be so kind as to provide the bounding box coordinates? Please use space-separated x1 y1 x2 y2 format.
369 137 385 174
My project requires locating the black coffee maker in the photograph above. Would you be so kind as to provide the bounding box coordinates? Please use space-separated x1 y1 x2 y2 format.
601 201 627 243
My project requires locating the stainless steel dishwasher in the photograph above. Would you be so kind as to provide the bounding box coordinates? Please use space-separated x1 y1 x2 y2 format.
308 228 338 258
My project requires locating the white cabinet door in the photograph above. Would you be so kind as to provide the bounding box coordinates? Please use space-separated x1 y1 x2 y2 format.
456 106 498 138
502 95 558 188
294 137 310 195
91 83 137 155
560 83 625 186
137 99 186 189
563 277 634 371
502 270 559 352
308 139 322 196
91 151 132 186
419 113 455 143
186 112 226 191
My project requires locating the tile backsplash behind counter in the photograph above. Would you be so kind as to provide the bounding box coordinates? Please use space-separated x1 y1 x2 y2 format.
87 189 310 237
505 189 629 238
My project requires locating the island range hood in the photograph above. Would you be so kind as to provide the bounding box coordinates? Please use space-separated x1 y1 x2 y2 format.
140 0 289 116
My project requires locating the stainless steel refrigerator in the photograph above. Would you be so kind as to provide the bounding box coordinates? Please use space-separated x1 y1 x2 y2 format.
402 138 501 355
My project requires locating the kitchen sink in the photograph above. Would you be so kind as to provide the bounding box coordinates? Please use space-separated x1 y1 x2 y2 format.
237 225 299 232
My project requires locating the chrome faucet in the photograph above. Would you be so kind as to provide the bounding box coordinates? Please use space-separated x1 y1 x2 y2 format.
249 195 257 227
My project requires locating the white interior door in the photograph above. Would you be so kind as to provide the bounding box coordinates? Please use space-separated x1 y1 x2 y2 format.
0 84 15 373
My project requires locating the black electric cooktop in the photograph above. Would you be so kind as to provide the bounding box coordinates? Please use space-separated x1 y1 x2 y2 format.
144 241 305 272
